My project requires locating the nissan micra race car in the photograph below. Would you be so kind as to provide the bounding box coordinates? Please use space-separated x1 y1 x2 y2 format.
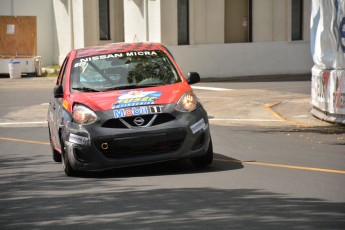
47 42 213 176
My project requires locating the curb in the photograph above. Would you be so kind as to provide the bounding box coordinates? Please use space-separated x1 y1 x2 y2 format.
311 108 345 125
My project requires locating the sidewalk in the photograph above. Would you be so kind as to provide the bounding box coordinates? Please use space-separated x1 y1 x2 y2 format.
0 76 342 129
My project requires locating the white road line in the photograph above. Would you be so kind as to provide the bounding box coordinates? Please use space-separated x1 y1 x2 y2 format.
209 118 283 122
191 86 231 91
0 121 47 126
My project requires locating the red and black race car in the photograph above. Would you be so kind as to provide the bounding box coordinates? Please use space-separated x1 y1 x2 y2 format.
47 42 213 176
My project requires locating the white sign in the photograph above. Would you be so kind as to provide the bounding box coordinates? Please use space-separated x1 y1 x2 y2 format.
69 133 88 145
190 118 207 134
7 24 15 34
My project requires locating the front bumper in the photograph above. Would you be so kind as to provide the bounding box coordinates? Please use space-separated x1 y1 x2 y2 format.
62 105 211 171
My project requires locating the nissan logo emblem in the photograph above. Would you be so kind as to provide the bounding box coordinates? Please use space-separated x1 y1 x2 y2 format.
133 117 145 126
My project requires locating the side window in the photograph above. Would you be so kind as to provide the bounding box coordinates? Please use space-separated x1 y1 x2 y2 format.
57 56 69 90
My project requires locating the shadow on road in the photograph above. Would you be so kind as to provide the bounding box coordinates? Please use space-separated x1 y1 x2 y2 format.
2 181 345 229
1 127 345 229
72 153 244 178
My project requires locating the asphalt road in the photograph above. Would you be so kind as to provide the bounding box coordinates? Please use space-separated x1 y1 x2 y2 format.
0 77 344 229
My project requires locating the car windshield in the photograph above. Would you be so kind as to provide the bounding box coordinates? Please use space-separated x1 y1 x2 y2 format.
70 50 181 92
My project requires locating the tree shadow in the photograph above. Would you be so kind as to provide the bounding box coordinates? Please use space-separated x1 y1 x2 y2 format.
1 127 345 229
2 186 344 229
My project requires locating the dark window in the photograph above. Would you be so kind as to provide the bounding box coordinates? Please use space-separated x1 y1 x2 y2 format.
70 51 181 92
291 0 303 41
57 56 69 88
99 0 110 40
178 0 189 45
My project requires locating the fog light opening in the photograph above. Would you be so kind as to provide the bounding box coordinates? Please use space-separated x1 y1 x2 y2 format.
101 142 109 150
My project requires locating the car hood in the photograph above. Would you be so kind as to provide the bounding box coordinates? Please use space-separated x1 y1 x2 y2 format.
68 82 191 111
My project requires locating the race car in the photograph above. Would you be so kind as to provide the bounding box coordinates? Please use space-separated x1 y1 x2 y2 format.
47 42 213 176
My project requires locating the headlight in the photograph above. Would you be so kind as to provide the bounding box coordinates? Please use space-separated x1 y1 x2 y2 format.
72 104 98 125
175 90 199 112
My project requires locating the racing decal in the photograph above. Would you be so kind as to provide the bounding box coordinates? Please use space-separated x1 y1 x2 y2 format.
63 100 69 110
190 118 207 134
113 91 162 108
69 133 88 145
114 105 163 118
74 51 158 67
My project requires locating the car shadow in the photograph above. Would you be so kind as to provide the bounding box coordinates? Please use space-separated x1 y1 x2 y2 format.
78 153 244 178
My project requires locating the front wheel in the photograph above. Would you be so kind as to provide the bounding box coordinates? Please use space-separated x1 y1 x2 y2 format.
48 126 61 162
61 137 77 177
191 138 213 168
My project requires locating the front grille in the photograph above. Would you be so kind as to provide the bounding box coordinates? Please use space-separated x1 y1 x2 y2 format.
122 114 155 127
102 113 175 128
95 129 186 159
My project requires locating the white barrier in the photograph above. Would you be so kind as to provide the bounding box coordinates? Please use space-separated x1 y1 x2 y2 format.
312 66 345 114
310 0 345 124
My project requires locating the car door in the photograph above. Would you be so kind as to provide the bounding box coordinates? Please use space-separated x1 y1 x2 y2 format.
48 55 69 150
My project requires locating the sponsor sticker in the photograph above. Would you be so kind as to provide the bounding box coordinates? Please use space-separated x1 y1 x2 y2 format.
74 51 158 68
113 91 162 108
69 133 88 145
63 100 69 110
114 105 163 118
190 118 207 134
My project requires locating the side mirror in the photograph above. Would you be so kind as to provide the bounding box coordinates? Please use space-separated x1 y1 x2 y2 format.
187 72 200 85
54 85 63 98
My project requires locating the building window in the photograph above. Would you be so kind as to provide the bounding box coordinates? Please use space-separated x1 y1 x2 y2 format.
178 0 189 45
291 0 303 41
99 0 110 40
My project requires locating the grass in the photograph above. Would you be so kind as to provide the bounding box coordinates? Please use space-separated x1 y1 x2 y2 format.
41 65 60 77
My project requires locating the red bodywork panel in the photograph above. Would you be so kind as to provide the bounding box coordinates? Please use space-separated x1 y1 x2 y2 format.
68 82 191 112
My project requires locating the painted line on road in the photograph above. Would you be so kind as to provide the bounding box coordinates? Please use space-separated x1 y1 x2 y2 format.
191 86 231 91
1 137 343 175
215 158 345 174
264 102 312 127
0 137 50 145
210 118 283 122
0 121 47 127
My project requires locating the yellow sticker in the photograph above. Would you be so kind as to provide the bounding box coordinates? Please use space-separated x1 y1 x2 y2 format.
63 100 69 110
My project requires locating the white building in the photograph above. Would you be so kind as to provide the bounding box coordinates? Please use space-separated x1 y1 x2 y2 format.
1 0 313 79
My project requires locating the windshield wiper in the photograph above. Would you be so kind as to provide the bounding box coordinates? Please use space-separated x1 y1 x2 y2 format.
103 83 166 92
72 87 101 92
103 85 142 91
139 83 166 87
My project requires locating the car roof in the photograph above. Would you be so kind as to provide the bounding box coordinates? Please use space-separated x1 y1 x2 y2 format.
75 42 166 58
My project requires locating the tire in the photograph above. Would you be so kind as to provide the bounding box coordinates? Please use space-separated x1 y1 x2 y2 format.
191 138 213 168
48 127 62 162
60 137 77 177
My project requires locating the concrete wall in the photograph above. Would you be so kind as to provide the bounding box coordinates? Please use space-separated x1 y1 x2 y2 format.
253 0 311 42
168 41 313 78
148 0 161 42
53 0 73 64
161 1 178 45
124 0 147 42
189 0 224 45
84 0 124 47
54 0 124 64
0 0 56 66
